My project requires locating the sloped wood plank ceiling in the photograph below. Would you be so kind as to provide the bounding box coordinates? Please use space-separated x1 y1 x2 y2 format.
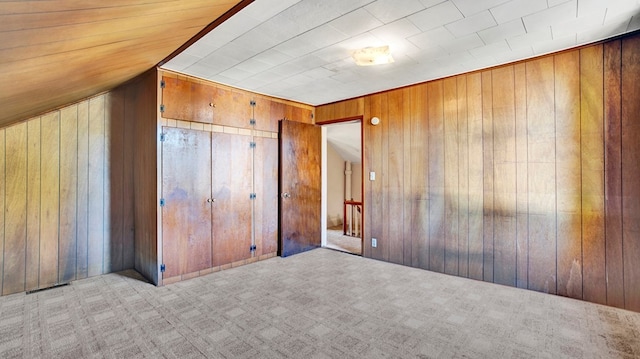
0 0 247 127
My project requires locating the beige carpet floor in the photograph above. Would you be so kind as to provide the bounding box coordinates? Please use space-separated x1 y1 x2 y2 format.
0 248 639 358
325 229 362 255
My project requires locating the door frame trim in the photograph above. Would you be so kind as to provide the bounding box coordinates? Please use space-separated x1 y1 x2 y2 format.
318 116 364 254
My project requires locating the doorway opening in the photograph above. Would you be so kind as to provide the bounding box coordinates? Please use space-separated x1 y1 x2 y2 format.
320 119 363 255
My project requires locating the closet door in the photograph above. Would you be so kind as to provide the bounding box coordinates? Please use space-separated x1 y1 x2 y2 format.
279 119 321 257
211 132 252 266
161 127 212 278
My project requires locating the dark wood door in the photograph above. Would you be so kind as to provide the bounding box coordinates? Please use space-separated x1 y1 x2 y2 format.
211 132 252 266
279 119 321 257
161 127 212 278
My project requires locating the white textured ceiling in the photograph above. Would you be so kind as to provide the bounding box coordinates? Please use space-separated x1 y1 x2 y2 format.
162 0 640 106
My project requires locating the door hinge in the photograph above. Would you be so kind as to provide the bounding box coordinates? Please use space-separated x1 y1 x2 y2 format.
160 198 166 207
160 104 165 113
249 100 256 107
249 119 256 126
250 245 257 252
160 264 166 272
160 80 165 88
250 193 257 200
250 142 256 148
160 133 166 142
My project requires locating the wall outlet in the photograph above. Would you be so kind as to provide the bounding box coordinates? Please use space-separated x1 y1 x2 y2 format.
369 171 376 181
371 238 377 248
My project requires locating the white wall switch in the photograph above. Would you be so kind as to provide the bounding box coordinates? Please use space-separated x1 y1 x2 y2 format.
369 171 376 181
371 238 377 248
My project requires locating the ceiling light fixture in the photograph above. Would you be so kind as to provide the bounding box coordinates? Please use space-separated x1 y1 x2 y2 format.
351 45 394 66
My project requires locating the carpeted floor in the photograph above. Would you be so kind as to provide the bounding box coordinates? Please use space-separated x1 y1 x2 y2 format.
325 229 362 255
0 248 639 358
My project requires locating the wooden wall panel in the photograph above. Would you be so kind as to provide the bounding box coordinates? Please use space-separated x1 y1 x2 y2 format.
0 79 141 294
40 112 60 289
427 81 445 273
457 76 469 278
367 94 384 260
356 32 640 312
0 130 4 293
621 35 640 312
481 71 494 283
315 97 364 123
387 89 404 265
26 118 41 291
76 100 90 279
514 63 528 289
580 45 606 304
603 40 624 308
526 57 556 294
443 78 459 276
60 106 79 283
466 73 484 281
380 92 390 262
491 66 517 287
133 69 160 285
87 97 105 278
554 50 582 299
402 88 412 266
3 123 27 295
409 84 429 270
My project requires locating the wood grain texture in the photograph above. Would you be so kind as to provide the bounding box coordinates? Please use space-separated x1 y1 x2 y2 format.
403 87 412 266
526 57 556 294
87 96 105 278
621 34 640 312
491 66 517 287
39 112 60 288
76 100 90 280
279 120 321 257
427 80 445 273
580 44 606 305
0 130 4 293
60 106 79 283
133 69 160 285
514 63 528 289
457 76 469 278
334 33 640 312
409 84 429 270
315 98 364 123
387 89 404 265
481 71 494 283
107 90 125 273
162 127 212 277
554 50 582 299
3 123 27 295
380 92 390 261
212 132 252 266
0 1 241 126
443 77 459 276
467 73 484 281
367 94 384 260
603 40 624 308
26 118 41 291
254 137 279 256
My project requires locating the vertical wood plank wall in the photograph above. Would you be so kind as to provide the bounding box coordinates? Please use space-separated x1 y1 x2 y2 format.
317 33 640 312
0 89 138 295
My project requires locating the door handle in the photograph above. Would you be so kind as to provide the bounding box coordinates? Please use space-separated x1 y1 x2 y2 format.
281 192 291 199
207 198 216 203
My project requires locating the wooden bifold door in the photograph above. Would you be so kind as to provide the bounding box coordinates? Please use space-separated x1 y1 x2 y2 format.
161 127 252 279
